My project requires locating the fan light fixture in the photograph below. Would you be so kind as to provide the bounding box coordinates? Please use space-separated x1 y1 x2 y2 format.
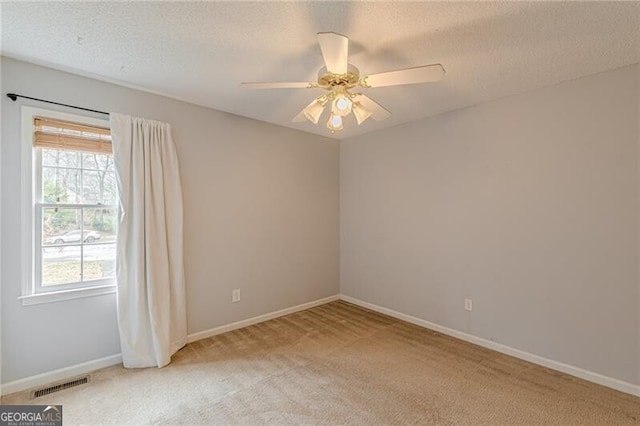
302 96 328 124
302 90 372 133
332 94 352 116
352 103 372 125
327 114 344 132
242 32 445 133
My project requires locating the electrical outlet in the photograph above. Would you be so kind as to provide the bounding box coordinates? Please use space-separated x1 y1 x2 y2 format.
464 298 473 311
232 289 241 303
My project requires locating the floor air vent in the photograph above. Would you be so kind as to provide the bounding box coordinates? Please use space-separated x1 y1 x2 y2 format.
32 375 90 399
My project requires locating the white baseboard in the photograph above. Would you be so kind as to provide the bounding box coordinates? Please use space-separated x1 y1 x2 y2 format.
6 294 635 399
1 354 122 396
1 294 340 396
186 294 340 343
340 294 640 397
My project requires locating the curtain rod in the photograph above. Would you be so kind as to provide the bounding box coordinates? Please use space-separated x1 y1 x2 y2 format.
6 93 109 116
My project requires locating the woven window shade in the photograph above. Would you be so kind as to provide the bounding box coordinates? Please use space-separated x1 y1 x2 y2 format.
34 117 112 154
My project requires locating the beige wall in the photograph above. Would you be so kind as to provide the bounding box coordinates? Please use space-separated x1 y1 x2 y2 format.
2 55 638 388
1 57 340 383
341 65 639 384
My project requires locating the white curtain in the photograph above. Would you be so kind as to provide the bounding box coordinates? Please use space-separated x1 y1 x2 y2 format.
110 113 187 368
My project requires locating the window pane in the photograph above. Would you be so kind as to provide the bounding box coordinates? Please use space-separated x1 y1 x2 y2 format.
80 152 116 204
42 149 78 168
42 246 82 286
82 170 116 205
35 119 117 292
104 171 117 204
83 243 116 281
42 208 81 245
83 207 117 240
42 167 80 204
82 152 112 171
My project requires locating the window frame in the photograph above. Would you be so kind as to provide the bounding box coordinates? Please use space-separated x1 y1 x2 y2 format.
20 106 117 306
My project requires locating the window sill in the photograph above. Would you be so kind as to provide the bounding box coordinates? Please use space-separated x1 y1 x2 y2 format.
19 284 116 306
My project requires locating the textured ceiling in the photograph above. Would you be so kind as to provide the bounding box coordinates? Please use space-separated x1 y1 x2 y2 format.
1 1 639 139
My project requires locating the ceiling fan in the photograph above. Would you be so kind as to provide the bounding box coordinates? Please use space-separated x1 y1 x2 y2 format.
241 32 445 133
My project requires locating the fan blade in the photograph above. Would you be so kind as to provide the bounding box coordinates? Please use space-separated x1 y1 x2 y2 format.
241 82 314 89
317 32 349 75
352 94 391 121
362 64 445 88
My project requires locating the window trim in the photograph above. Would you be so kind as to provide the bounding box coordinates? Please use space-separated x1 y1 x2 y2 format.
19 284 116 306
21 106 116 305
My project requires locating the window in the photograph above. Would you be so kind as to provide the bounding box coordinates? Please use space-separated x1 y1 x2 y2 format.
21 107 117 305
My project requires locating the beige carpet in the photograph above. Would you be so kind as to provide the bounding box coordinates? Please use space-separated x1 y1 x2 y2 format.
2 301 639 424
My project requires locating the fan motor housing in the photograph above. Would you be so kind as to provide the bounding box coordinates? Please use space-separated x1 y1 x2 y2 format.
317 64 360 89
